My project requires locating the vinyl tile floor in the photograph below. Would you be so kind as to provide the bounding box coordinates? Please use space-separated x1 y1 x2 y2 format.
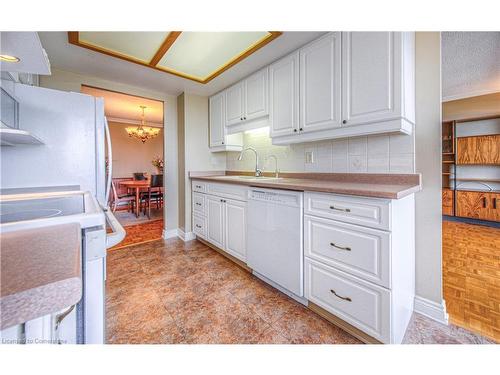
108 219 164 250
106 238 495 344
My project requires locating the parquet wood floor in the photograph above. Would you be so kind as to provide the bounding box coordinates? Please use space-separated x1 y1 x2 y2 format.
443 220 500 342
109 219 164 250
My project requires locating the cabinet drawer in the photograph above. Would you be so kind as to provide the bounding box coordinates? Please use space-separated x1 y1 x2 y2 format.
304 215 390 287
192 214 207 239
304 192 391 230
305 258 390 343
192 180 207 193
207 182 248 201
192 192 206 216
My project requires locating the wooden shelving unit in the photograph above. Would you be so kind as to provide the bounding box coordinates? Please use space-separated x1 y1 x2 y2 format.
441 116 500 222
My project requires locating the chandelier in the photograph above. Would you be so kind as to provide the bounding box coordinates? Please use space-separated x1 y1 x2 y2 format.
125 105 161 143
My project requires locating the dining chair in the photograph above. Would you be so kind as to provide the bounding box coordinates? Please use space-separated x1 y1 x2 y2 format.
133 172 147 181
111 179 136 213
141 174 164 219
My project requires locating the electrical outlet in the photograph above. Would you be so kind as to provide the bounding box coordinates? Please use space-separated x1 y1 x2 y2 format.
305 151 314 164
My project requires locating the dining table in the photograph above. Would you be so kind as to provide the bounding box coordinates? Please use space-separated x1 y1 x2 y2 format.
118 179 150 217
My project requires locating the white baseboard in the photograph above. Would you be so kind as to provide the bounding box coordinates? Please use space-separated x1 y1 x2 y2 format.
414 295 449 325
177 228 196 242
162 228 178 239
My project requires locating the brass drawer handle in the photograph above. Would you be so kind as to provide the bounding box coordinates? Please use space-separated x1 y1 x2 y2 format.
329 205 351 212
330 289 352 302
330 242 351 251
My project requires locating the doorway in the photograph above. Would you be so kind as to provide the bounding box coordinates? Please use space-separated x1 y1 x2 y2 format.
82 85 165 249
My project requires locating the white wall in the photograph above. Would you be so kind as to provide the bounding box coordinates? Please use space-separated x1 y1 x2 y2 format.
108 121 163 178
180 93 226 233
40 68 179 232
226 128 415 174
414 32 445 312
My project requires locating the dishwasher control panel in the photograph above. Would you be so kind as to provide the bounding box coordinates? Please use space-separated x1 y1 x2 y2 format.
248 189 303 207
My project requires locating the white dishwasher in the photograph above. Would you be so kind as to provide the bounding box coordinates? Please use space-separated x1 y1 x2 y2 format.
247 188 304 297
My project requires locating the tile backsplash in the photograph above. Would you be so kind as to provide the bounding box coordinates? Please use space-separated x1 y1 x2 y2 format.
226 126 415 174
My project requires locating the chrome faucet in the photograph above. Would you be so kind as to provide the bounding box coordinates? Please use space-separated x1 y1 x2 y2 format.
267 154 279 178
238 147 262 177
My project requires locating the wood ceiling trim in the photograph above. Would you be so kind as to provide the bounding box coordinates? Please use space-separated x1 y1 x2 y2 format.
67 31 283 84
149 31 182 66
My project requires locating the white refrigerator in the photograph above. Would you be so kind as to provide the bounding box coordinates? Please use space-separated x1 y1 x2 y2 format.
0 80 124 344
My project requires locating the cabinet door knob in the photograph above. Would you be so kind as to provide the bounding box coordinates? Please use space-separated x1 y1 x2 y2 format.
293 129 297 132
222 141 224 144
240 117 243 120
342 120 347 124
244 117 247 120
299 128 303 131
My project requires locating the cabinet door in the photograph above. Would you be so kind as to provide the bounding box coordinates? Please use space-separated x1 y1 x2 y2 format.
225 82 245 126
342 32 402 127
244 68 268 121
456 191 489 220
299 32 342 133
457 135 500 165
442 188 454 216
206 196 225 249
224 199 246 261
209 92 225 147
269 51 299 137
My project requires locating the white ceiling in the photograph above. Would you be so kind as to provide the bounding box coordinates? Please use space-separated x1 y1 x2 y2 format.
38 32 324 96
442 32 500 101
81 85 164 126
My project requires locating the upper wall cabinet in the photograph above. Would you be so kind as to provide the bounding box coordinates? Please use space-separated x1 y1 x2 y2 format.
342 32 413 127
271 32 415 145
225 68 269 134
300 32 342 133
269 52 299 138
209 91 243 152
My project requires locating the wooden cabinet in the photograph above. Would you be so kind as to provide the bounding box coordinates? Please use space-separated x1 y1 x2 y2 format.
456 135 500 165
299 32 342 133
269 51 300 137
225 68 268 130
442 188 454 216
209 92 243 152
455 191 499 221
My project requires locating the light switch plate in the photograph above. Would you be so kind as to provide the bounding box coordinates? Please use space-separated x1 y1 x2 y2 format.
305 151 314 164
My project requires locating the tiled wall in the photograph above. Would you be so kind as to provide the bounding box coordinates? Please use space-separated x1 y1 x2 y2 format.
226 126 415 174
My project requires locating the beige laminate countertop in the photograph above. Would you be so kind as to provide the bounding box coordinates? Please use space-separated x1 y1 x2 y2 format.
0 223 82 330
189 171 421 199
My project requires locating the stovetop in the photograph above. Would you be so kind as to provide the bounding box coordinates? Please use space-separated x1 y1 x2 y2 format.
0 196 85 224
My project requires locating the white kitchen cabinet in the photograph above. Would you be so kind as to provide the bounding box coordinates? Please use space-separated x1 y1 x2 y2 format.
224 198 246 261
269 51 299 138
224 68 269 134
209 92 243 152
225 82 245 126
299 32 342 133
244 68 268 121
304 191 415 344
192 180 247 262
342 32 415 128
270 32 415 145
206 195 225 249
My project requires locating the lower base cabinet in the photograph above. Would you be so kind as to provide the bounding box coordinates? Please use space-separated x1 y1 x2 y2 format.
456 190 499 222
192 180 247 262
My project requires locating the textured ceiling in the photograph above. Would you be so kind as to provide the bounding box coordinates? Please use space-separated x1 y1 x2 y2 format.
442 32 500 100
